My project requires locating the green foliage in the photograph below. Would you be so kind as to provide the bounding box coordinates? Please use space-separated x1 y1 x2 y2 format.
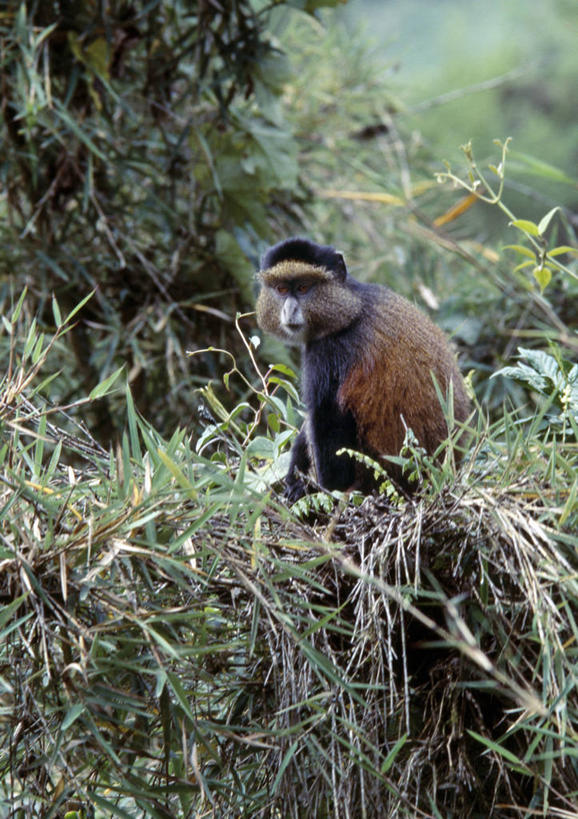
338 446 402 499
494 346 578 425
0 0 336 434
353 0 578 224
2 293 577 817
438 138 578 294
0 299 291 816
190 321 301 493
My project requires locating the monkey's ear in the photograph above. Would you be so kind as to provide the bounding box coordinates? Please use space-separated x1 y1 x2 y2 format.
334 252 348 281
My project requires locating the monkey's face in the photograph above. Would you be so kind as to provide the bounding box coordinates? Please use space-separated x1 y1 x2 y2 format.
256 260 363 346
257 278 315 344
275 279 316 344
256 262 330 345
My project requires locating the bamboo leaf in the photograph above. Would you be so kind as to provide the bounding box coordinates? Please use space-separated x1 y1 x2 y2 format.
64 290 95 323
11 288 28 323
54 100 107 160
381 733 408 774
52 294 62 326
89 366 125 399
0 593 30 629
467 730 532 773
61 703 85 731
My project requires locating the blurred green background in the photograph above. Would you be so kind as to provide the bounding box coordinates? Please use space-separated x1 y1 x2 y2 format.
341 0 577 191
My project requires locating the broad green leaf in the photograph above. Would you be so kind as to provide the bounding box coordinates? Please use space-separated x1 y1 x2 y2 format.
268 375 299 401
246 436 275 458
267 413 281 433
264 394 290 417
84 37 109 79
509 219 540 237
502 244 536 260
270 363 298 379
516 348 562 382
547 245 578 257
254 52 292 94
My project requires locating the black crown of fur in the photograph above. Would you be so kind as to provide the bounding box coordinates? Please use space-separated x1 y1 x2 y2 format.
261 237 342 273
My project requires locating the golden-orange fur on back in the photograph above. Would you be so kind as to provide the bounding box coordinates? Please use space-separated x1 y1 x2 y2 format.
338 289 470 484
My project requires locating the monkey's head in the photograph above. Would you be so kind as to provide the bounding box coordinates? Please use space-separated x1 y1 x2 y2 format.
256 237 363 345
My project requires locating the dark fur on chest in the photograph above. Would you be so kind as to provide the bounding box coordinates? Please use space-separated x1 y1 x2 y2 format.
298 298 374 494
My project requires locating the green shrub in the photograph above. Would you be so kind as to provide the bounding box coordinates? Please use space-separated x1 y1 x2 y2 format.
1 291 576 817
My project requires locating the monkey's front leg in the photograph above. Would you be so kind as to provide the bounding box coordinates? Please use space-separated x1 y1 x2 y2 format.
310 405 358 493
284 426 311 502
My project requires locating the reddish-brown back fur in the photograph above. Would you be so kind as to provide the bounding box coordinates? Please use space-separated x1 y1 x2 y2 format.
338 289 470 470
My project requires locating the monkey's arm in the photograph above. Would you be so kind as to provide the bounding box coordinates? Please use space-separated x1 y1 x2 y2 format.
284 427 311 502
310 404 357 493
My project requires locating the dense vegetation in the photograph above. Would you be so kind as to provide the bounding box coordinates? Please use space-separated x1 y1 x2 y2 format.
1 1 577 817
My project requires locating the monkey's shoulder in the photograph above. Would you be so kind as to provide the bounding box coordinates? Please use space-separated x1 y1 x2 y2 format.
357 282 453 349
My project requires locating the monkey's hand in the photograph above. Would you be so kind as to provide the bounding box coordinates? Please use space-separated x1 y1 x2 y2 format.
283 475 307 504
284 427 311 504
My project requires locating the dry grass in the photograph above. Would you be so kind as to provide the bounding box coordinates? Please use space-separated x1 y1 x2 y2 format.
1 302 577 817
2 412 576 817
221 476 577 818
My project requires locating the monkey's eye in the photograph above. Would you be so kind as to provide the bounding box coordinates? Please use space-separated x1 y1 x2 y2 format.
296 282 312 295
276 284 290 295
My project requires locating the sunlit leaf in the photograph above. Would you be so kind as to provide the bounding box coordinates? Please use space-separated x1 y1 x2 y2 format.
537 206 560 236
502 244 536 260
547 245 578 257
509 219 540 237
533 265 552 292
